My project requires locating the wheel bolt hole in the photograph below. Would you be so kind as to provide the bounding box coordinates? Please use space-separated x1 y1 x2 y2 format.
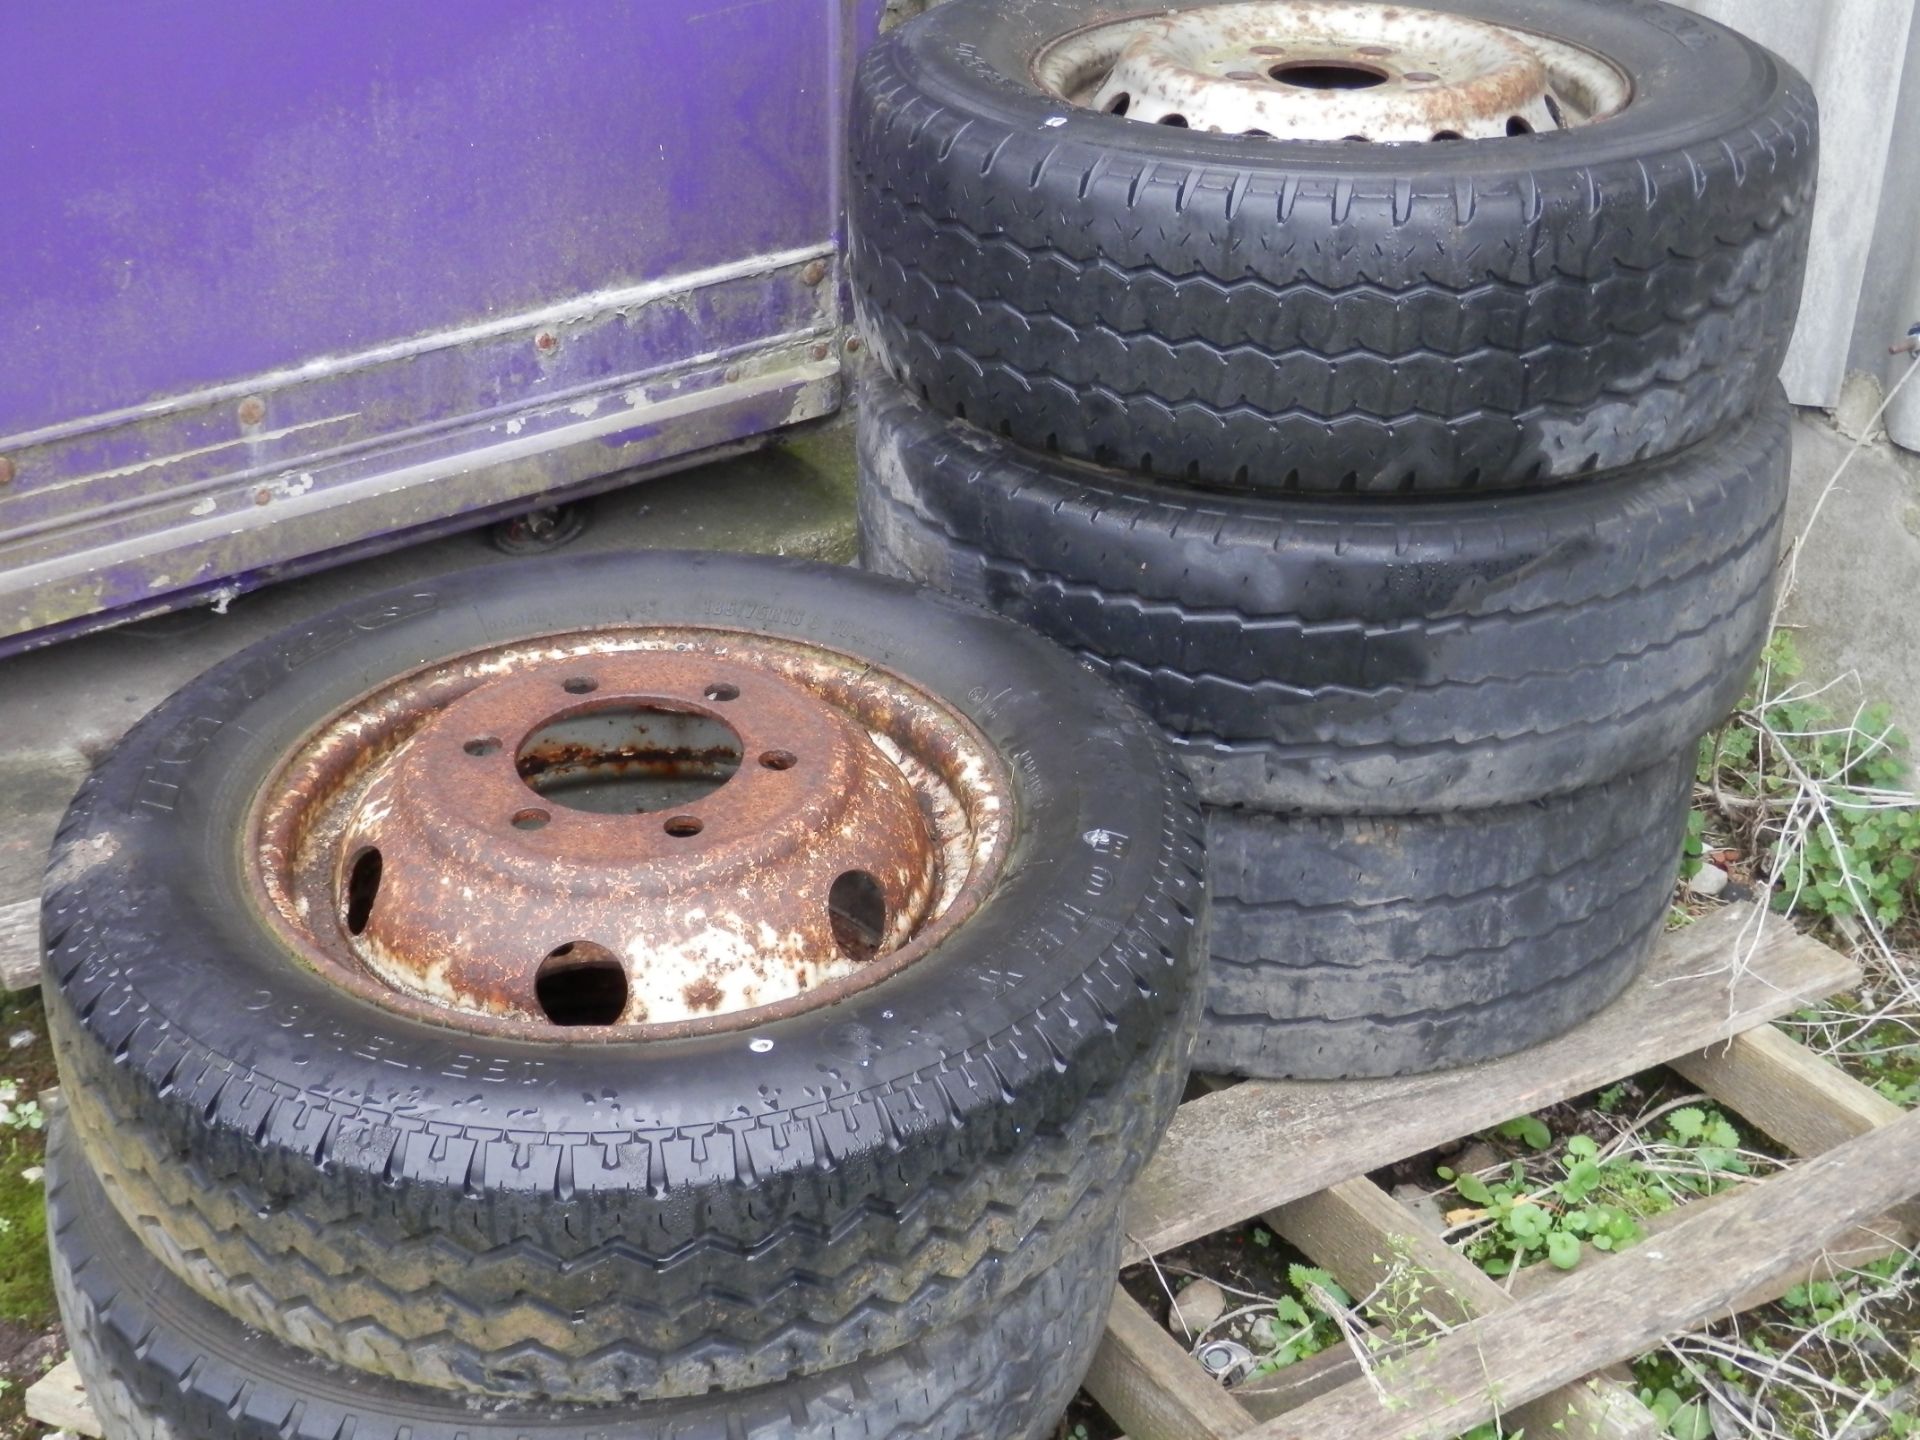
829 870 888 962
1157 112 1189 127
512 808 551 831
663 815 704 837
1507 115 1533 136
1106 90 1130 115
343 848 382 936
535 942 628 1026
704 682 740 702
562 676 598 694
759 749 798 771
464 737 501 757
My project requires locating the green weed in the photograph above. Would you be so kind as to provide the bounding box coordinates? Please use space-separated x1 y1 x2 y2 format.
0 1077 52 1327
1441 1107 1753 1280
1699 632 1920 934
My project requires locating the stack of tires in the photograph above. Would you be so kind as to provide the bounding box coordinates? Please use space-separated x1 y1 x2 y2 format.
40 554 1207 1439
854 0 1816 1077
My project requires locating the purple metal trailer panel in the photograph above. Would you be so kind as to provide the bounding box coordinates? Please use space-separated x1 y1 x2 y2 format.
0 0 882 655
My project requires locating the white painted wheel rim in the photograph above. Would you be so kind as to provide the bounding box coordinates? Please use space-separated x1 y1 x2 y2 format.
1032 1 1631 142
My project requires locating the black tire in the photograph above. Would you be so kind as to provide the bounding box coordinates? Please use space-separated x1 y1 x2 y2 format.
858 375 1787 814
849 0 1815 495
43 551 1205 1403
1198 752 1693 1079
47 1120 1120 1440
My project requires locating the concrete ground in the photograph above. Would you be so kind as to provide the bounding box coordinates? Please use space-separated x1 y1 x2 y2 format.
0 425 859 986
2 408 1917 988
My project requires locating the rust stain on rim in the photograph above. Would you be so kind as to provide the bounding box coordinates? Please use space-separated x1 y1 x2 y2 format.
246 628 1012 1041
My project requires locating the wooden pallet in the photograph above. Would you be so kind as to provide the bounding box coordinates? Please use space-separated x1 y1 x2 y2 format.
1087 902 1920 1440
27 903 1919 1439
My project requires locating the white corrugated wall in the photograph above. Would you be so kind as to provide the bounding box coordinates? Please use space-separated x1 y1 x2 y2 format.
1675 0 1920 450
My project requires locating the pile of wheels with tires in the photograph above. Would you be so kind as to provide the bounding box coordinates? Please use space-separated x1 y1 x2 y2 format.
855 0 1816 1077
40 552 1206 1438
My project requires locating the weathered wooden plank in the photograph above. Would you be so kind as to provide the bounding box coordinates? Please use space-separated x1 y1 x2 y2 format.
1491 1026 1914 1310
1246 1105 1920 1440
1674 1023 1907 1156
1125 906 1855 1261
1084 1288 1259 1440
24 1357 101 1439
1267 1179 1660 1440
1269 1180 1479 1327
0 897 39 990
1102 1188 1656 1437
1508 1188 1909 1320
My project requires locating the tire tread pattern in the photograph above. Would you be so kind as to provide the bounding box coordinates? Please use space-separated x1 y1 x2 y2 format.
857 376 1786 812
49 1122 1119 1440
849 13 1816 492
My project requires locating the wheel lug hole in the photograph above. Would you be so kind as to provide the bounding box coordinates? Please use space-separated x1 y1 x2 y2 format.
512 807 551 831
759 749 798 771
562 676 598 695
464 736 501 757
663 815 704 838
704 682 740 702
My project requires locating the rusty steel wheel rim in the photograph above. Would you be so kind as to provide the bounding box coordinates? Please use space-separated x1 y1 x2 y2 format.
247 628 1011 1039
1032 1 1632 142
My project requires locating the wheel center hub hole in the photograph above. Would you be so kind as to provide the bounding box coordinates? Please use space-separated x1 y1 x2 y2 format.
535 941 628 1025
1267 60 1389 89
514 702 743 814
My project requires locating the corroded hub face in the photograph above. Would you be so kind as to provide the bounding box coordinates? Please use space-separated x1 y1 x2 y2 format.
1033 1 1631 142
249 630 1009 1036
